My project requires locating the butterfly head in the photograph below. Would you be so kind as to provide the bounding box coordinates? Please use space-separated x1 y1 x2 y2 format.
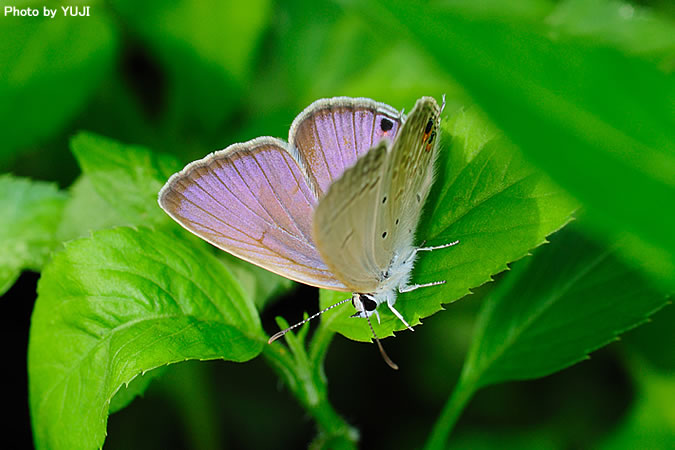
350 292 399 370
350 293 379 319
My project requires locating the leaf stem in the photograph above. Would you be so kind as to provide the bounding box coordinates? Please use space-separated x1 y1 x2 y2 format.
424 373 477 450
263 323 358 448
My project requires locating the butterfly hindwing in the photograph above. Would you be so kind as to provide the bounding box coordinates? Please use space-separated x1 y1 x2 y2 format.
290 97 402 197
312 141 389 293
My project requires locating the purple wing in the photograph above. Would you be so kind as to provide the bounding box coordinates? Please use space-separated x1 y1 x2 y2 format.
158 137 349 291
289 97 403 197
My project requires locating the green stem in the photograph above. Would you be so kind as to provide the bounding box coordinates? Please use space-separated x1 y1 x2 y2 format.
263 325 358 448
424 374 477 450
309 319 336 364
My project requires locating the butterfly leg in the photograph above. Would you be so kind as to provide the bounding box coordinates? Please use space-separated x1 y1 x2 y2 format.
393 279 445 331
399 240 458 291
387 240 459 332
387 302 414 331
416 239 459 253
399 280 446 293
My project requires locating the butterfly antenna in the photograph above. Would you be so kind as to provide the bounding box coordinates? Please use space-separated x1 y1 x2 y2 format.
365 313 399 370
268 297 352 344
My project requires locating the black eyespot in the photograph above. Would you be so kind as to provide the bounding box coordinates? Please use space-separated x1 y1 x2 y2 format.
359 294 377 311
395 219 399 225
416 193 421 203
428 131 436 144
382 196 387 204
425 118 434 134
380 118 393 131
382 231 387 239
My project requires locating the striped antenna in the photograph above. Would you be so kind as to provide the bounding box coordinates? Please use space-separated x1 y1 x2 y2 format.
268 295 399 370
268 297 352 344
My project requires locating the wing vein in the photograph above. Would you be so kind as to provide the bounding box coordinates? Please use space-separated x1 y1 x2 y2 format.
281 151 316 207
252 155 313 243
174 193 274 256
179 209 329 274
206 161 316 253
314 120 335 184
370 111 376 149
352 109 358 161
331 109 346 172
228 161 314 251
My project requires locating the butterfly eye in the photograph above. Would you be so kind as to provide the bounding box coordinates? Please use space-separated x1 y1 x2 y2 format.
425 118 434 134
359 294 378 312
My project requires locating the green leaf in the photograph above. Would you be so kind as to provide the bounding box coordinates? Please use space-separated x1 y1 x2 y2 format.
464 229 669 386
320 108 578 342
0 2 117 161
55 175 128 242
275 1 457 110
109 0 271 130
600 355 675 450
217 251 294 310
276 2 372 104
0 175 66 295
356 0 675 288
546 0 675 64
426 227 671 449
339 41 465 113
28 227 264 450
108 366 167 414
623 302 675 372
258 2 461 135
70 132 182 226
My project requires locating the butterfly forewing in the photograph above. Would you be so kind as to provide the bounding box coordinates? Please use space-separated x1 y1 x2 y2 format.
313 97 441 292
378 97 441 257
159 137 348 290
290 97 402 197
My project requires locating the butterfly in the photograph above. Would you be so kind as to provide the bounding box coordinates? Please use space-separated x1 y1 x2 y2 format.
158 96 458 369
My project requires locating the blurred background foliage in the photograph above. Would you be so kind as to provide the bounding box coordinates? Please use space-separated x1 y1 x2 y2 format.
1 0 673 449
